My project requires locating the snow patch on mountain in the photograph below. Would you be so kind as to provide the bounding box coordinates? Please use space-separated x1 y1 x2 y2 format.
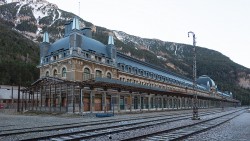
174 43 177 55
15 2 26 26
113 31 124 41
30 2 49 23
49 9 61 26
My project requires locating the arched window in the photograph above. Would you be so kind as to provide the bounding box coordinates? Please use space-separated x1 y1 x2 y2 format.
53 69 57 77
83 68 91 80
45 71 49 77
107 72 112 79
62 67 66 77
95 70 102 78
140 70 143 76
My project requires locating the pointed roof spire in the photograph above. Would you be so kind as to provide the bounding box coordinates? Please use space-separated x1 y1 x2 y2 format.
43 32 49 43
108 32 114 45
72 17 80 30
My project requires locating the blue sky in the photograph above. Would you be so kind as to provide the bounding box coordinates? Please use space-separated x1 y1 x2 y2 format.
48 0 250 68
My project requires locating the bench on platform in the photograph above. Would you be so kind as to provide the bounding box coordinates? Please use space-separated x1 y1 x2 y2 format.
96 113 114 117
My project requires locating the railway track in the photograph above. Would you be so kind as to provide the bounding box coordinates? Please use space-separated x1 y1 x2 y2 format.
0 108 222 137
8 109 238 141
0 108 244 141
122 108 246 141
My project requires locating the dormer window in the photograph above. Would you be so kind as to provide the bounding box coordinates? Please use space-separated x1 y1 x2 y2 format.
86 53 89 58
95 56 101 62
140 70 143 76
134 69 138 74
163 77 166 82
128 67 131 73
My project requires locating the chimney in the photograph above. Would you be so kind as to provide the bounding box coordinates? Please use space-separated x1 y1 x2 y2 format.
64 20 73 37
82 27 92 38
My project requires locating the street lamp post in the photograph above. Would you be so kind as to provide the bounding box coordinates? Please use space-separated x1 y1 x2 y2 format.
188 31 199 120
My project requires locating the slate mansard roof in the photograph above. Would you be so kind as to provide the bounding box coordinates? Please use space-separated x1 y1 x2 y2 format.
48 35 108 56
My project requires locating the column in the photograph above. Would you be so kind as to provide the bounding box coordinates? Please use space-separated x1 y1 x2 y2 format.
54 84 56 112
49 85 52 112
32 88 34 111
174 97 179 109
59 84 62 112
171 97 174 109
129 93 132 112
36 87 39 111
67 85 74 113
161 96 164 110
155 96 158 110
139 95 142 111
148 95 151 111
141 96 144 110
117 94 120 112
179 97 182 109
166 97 169 109
102 92 107 112
30 88 35 111
72 86 75 113
79 89 83 114
40 86 42 111
90 90 95 113
66 85 68 112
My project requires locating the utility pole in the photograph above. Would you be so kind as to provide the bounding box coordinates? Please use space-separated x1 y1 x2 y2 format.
78 1 80 17
188 31 199 120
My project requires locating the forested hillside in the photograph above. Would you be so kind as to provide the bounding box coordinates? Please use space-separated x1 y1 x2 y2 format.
0 19 39 86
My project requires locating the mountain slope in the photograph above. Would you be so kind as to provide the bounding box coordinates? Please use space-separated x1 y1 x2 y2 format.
0 0 250 104
0 18 39 85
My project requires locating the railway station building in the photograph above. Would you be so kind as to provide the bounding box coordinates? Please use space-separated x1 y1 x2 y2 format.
23 18 238 113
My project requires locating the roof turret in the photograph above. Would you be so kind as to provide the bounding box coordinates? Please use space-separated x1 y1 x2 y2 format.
108 33 114 45
42 32 49 43
72 17 80 30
